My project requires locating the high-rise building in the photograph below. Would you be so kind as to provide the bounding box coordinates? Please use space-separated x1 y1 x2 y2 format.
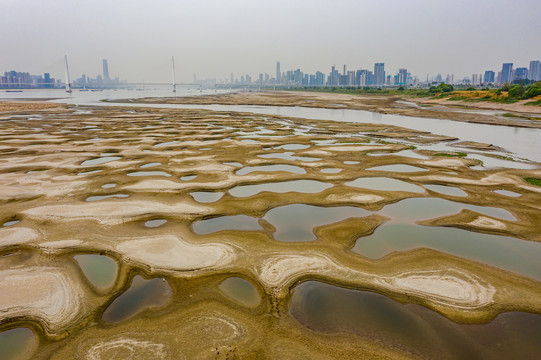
500 63 513 83
276 62 281 84
374 63 385 86
515 68 528 80
397 68 407 85
102 59 110 81
484 70 495 84
529 60 541 81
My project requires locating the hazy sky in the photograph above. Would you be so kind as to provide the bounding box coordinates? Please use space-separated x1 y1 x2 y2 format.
2 0 540 82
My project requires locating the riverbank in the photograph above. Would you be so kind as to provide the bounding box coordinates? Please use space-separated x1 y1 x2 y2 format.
121 91 541 128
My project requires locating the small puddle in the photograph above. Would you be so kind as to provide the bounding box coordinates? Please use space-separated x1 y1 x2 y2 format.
77 169 103 176
290 281 541 359
229 180 332 198
81 156 121 166
494 189 521 197
127 171 172 177
425 184 468 197
344 161 360 165
102 275 172 323
223 162 242 167
0 327 37 360
274 144 310 150
218 277 260 307
236 164 306 175
75 254 118 291
264 204 371 242
320 168 342 174
180 175 197 181
101 183 116 189
154 140 179 147
190 191 224 203
345 177 425 193
140 162 161 168
366 164 427 172
144 219 167 228
192 215 262 235
2 220 19 227
85 194 129 202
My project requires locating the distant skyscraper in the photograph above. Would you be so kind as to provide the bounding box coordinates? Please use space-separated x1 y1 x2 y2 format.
102 59 110 81
500 63 513 83
374 63 385 86
276 62 281 84
483 71 495 84
529 60 541 81
515 68 528 80
397 68 407 85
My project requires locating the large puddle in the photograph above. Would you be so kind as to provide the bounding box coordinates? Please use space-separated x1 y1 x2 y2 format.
345 177 425 193
0 327 37 360
102 275 172 323
352 223 541 280
379 197 516 222
192 215 262 235
74 254 118 291
425 184 468 197
263 204 371 242
229 180 332 197
218 277 260 307
290 281 541 360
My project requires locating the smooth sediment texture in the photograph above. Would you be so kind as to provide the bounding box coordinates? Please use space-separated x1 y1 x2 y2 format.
0 100 540 359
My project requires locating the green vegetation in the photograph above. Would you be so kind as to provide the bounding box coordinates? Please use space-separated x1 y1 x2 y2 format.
284 81 541 105
524 177 541 186
433 152 467 158
429 83 454 93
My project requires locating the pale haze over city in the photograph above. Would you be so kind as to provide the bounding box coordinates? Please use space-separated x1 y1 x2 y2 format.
2 0 540 83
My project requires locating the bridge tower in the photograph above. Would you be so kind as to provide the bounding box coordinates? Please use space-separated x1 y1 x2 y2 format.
64 55 72 93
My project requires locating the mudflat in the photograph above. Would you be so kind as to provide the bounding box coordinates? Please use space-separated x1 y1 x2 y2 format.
0 100 540 359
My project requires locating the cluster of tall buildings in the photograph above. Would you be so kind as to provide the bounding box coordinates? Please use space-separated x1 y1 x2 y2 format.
0 71 60 89
476 60 540 86
222 59 540 88
0 59 126 90
225 62 416 87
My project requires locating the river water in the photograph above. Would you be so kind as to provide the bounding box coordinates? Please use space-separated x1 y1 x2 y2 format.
1 88 539 162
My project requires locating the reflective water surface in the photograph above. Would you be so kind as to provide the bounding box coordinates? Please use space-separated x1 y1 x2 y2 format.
218 277 260 307
290 281 541 360
74 254 118 291
102 275 172 323
0 327 37 360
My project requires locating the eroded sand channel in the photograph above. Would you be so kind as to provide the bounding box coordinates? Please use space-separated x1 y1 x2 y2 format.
0 102 540 359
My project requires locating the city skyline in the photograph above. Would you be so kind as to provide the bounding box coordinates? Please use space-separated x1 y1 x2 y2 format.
1 0 540 83
2 56 540 89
